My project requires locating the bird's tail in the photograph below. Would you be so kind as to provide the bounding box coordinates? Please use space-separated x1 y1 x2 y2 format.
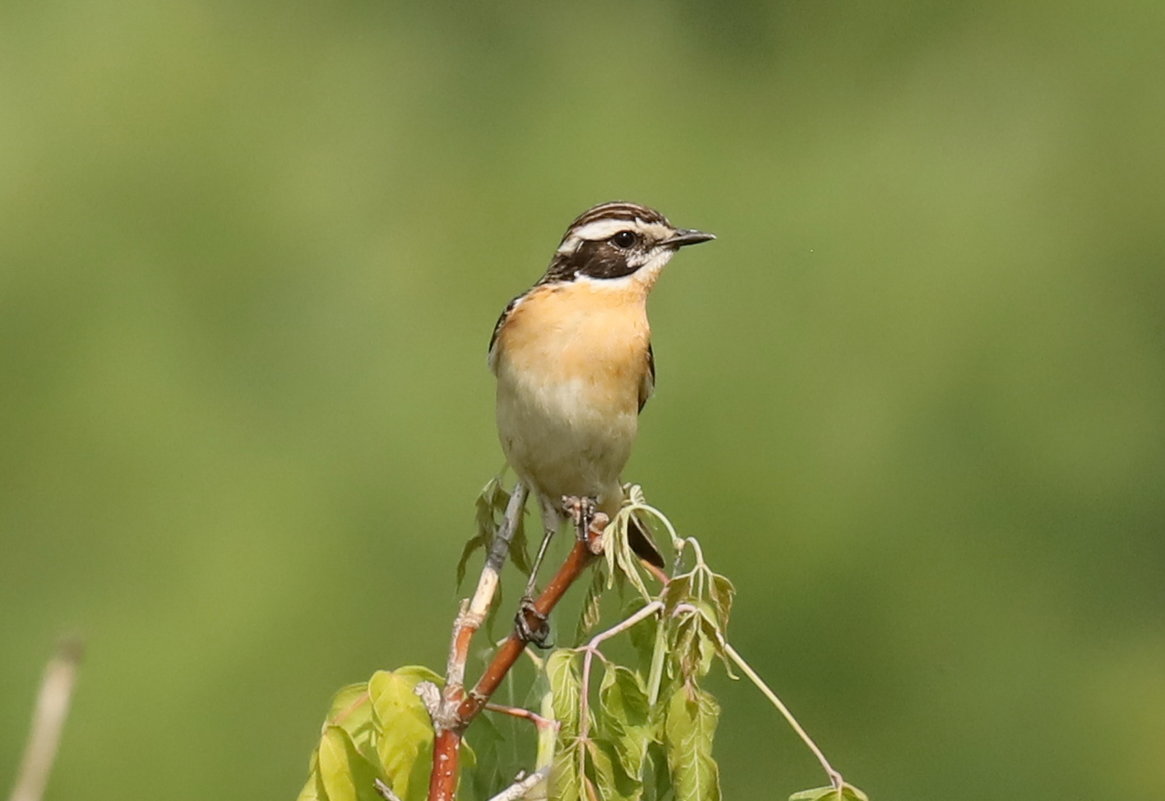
627 512 666 568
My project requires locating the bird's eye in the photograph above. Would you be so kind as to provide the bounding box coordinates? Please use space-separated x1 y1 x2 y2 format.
611 230 638 249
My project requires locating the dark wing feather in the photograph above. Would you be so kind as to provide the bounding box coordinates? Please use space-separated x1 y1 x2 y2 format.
638 342 655 413
487 295 520 372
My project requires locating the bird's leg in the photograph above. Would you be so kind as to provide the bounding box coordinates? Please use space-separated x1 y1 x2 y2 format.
523 499 562 599
514 499 561 647
512 495 604 647
522 495 597 597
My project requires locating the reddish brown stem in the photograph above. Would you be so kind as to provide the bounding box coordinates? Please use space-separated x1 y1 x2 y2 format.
427 729 461 801
461 539 595 720
427 537 598 801
484 703 557 732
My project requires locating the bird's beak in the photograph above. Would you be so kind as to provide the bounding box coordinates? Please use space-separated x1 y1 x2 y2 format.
661 228 716 248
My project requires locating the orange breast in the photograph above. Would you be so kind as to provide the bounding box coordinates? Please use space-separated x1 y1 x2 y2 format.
496 281 651 413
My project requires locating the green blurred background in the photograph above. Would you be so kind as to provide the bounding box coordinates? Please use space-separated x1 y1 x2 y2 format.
2 1 1163 798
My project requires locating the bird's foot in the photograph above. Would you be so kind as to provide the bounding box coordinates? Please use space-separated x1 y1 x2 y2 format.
561 493 601 537
514 596 552 648
561 495 608 555
562 495 596 535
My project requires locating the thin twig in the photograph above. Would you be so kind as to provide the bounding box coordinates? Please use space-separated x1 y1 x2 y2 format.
485 767 550 801
488 693 559 801
484 703 558 733
533 692 556 798
487 483 530 573
724 643 843 789
577 601 663 742
9 639 84 801
681 536 706 567
646 604 669 705
374 778 405 801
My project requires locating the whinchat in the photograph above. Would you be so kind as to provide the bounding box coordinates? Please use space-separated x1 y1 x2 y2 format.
488 201 715 573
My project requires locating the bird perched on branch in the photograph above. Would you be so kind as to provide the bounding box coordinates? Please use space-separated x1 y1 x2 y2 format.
488 201 715 584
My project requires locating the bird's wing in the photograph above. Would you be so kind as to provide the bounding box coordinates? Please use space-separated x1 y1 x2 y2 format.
638 342 655 413
487 295 521 373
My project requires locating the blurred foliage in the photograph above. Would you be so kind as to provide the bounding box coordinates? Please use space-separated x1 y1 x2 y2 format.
1 1 1162 800
298 513 831 801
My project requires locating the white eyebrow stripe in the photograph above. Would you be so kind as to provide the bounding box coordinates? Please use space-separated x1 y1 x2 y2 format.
559 218 634 249
556 236 581 255
556 219 676 254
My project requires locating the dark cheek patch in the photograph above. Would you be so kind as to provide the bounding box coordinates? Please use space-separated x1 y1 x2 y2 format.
576 241 638 280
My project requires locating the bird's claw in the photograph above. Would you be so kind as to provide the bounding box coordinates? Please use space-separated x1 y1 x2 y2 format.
562 496 597 540
514 596 552 648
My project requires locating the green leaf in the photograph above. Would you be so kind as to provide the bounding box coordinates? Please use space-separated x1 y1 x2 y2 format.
600 665 650 724
670 616 697 681
460 736 479 801
318 726 383 801
463 712 505 801
456 531 489 589
587 737 641 801
552 739 584 801
624 599 660 674
575 560 607 643
296 768 326 801
789 784 869 801
692 602 729 676
368 668 440 801
662 687 721 801
463 477 533 587
324 683 376 763
546 649 582 735
325 683 372 723
509 500 531 577
477 477 505 526
597 665 654 780
606 510 652 600
463 478 504 587
645 741 674 801
668 609 717 683
708 575 735 633
461 477 533 592
661 574 694 616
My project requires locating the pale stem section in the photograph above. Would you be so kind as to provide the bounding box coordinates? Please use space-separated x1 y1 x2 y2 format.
485 767 551 801
374 778 405 801
445 483 528 694
9 640 84 801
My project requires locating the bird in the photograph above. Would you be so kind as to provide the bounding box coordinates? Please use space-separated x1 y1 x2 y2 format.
488 201 715 587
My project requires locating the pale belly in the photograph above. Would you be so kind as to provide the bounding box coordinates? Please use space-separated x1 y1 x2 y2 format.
495 366 637 510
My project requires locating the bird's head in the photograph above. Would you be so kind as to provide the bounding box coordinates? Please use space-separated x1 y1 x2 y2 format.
540 201 714 289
